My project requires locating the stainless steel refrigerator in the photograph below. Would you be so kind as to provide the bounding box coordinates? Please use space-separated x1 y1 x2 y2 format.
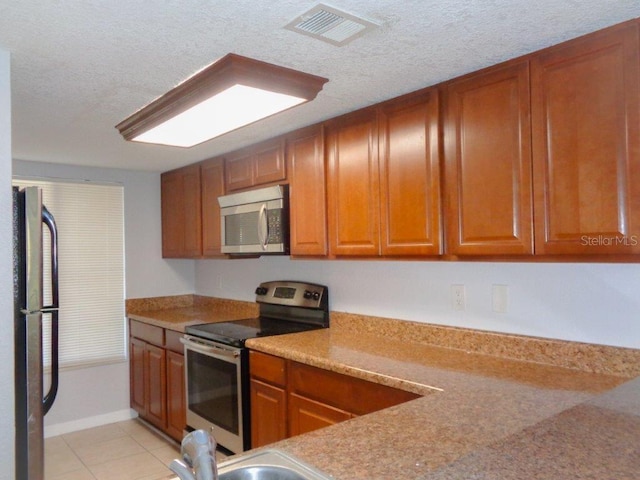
13 186 60 480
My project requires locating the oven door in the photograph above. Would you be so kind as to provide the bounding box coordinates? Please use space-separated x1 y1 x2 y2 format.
181 335 249 453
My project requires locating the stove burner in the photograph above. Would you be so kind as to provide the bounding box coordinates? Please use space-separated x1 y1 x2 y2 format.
185 317 325 348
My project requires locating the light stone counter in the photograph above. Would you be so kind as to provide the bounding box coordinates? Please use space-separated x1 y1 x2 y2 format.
126 296 640 478
126 295 258 332
244 324 639 479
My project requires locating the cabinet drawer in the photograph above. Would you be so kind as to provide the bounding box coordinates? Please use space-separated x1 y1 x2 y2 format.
130 320 164 347
165 329 184 354
250 351 286 386
289 392 352 437
289 361 420 416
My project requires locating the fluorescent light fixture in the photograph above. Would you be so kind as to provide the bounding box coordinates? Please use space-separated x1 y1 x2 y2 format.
116 54 328 148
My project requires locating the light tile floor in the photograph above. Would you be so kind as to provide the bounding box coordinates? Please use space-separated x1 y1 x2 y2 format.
45 420 184 480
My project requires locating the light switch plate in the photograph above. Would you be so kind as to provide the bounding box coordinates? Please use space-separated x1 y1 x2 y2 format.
492 284 508 313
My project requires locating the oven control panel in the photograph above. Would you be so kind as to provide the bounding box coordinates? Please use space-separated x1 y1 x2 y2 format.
255 280 328 310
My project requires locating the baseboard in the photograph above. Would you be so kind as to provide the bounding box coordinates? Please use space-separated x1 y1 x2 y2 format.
44 409 138 438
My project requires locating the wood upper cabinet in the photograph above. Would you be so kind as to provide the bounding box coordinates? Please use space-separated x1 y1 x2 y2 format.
225 139 286 192
286 125 327 256
379 91 442 255
201 157 225 257
531 22 640 255
161 164 202 258
326 109 381 256
326 92 442 258
443 61 534 255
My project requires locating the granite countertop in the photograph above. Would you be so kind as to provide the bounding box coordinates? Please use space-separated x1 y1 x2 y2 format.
127 297 640 479
127 295 259 332
244 327 639 479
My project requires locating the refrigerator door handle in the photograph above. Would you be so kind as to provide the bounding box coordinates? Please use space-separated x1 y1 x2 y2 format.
41 205 59 414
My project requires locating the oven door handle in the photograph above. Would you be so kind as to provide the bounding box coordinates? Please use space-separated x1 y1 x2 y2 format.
180 336 241 362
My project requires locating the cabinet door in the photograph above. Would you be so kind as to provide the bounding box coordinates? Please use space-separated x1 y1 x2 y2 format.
250 379 287 448
288 393 351 437
145 343 167 429
286 126 327 256
166 350 186 441
129 337 147 416
225 154 254 192
379 91 442 255
225 140 286 192
161 164 202 258
201 158 226 257
531 23 640 255
444 61 534 255
326 110 380 256
253 140 286 186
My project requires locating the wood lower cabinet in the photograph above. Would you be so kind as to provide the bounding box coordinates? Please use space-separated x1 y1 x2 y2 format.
144 343 167 429
250 379 287 447
288 393 351 436
129 331 167 431
286 126 328 256
531 22 640 255
287 360 420 417
166 349 186 440
161 164 202 258
249 351 287 448
129 320 186 441
129 337 147 416
249 351 421 448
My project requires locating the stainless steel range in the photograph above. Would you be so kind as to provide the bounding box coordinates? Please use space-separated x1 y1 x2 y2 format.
181 281 329 453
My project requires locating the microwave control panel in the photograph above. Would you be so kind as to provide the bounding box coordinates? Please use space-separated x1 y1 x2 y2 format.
267 209 283 242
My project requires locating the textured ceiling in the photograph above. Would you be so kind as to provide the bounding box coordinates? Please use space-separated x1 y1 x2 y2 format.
1 1 639 172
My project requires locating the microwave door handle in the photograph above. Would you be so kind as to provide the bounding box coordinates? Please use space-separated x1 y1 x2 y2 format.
258 204 268 250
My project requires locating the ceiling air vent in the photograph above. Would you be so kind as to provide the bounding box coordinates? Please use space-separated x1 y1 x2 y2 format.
285 4 379 46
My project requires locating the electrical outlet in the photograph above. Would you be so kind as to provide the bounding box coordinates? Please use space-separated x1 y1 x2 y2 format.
492 284 508 313
451 285 465 311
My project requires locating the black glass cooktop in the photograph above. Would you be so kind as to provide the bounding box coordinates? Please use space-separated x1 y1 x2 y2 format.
185 317 325 348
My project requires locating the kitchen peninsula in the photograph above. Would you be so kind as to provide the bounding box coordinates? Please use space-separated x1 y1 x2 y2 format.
127 296 640 479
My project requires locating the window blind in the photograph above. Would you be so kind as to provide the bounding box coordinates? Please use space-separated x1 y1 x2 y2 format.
13 178 126 368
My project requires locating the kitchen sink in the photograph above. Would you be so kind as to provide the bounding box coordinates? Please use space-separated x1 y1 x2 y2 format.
217 449 333 480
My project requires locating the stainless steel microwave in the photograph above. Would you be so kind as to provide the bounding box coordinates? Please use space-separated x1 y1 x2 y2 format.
218 185 289 255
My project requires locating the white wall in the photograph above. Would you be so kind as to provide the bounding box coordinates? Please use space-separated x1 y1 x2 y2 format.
12 160 197 434
13 160 195 298
0 47 15 480
195 257 640 349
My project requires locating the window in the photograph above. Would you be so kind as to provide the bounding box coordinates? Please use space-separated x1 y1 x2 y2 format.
13 178 126 368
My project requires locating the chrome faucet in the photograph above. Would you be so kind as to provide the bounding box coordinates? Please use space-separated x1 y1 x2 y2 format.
170 430 218 480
